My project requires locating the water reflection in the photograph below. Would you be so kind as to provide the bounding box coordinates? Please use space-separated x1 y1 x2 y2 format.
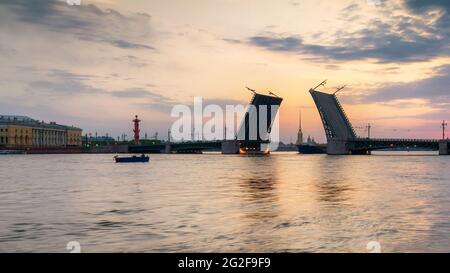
239 158 277 199
237 156 279 220
312 156 355 205
229 156 286 251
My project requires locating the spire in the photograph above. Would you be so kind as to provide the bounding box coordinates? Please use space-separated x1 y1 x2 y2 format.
299 109 302 130
442 120 447 140
296 109 304 145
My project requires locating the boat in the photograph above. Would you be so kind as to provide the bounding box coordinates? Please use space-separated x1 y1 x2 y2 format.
297 143 327 154
114 154 150 163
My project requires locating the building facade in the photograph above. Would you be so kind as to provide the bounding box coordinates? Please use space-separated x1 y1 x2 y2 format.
0 115 82 148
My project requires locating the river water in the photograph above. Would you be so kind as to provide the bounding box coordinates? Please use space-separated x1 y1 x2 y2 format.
0 152 449 252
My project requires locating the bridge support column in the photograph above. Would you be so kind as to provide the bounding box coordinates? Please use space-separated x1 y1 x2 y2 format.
165 142 172 154
439 141 449 155
327 139 350 155
221 140 240 154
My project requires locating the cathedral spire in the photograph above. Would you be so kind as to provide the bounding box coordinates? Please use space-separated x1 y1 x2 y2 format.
296 109 304 145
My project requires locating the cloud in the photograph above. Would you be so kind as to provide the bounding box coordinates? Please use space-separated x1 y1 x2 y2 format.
24 69 102 96
248 27 445 63
246 1 450 63
113 55 150 68
0 1 161 122
249 36 302 52
111 88 175 107
404 0 450 31
0 0 154 50
340 2 360 14
359 64 450 105
404 0 450 12
108 40 154 50
110 89 153 98
111 88 178 114
15 67 177 114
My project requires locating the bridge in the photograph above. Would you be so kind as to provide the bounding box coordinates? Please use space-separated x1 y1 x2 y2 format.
129 91 283 154
128 141 222 154
309 87 449 155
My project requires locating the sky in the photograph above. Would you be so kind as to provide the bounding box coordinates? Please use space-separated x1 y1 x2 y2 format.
0 0 449 143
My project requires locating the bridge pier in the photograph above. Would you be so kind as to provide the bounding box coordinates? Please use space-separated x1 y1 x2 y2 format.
439 141 449 155
326 139 350 155
221 140 240 154
164 142 172 154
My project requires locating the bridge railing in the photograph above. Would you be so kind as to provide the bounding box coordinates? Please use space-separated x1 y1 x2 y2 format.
354 138 439 143
333 95 357 138
250 93 256 104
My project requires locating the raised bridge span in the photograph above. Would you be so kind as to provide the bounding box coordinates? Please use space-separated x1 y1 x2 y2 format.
309 88 449 155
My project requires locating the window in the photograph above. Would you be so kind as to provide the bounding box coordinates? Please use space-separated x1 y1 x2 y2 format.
0 137 3 143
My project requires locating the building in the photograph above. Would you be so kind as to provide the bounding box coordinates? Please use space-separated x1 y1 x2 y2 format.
0 115 82 148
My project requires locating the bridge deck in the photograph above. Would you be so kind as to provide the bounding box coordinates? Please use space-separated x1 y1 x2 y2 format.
310 90 356 140
351 138 440 151
129 141 223 153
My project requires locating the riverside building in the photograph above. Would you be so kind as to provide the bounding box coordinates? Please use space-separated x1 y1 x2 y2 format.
0 115 82 148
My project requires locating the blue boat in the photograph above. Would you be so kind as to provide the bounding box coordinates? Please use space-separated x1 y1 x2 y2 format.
114 154 150 163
